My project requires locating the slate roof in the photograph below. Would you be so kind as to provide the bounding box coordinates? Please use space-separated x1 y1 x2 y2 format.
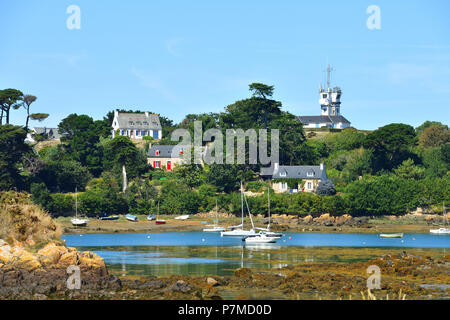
261 165 328 180
116 112 161 130
297 115 350 124
33 127 63 140
148 145 190 158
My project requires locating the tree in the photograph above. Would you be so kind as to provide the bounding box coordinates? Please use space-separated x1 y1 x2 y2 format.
363 123 418 172
206 164 240 193
37 160 92 193
174 164 204 189
13 94 49 130
394 158 425 180
416 121 445 134
103 136 148 192
316 179 336 196
0 89 23 125
0 125 30 190
58 114 104 175
418 125 449 148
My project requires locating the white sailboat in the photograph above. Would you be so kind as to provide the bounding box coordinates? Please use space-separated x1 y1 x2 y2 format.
255 188 282 238
221 182 256 237
203 200 225 232
71 188 89 227
430 203 450 235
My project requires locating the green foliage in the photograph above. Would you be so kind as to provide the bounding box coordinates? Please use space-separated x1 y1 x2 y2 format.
78 173 128 216
125 178 158 214
364 123 418 172
245 181 268 192
174 164 205 189
323 127 366 153
30 182 52 209
206 164 240 193
159 181 201 214
0 125 30 190
316 179 336 196
394 159 425 180
418 125 449 148
37 160 92 193
0 89 23 125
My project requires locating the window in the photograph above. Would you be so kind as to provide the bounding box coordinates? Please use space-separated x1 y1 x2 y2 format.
121 130 124 135
141 130 146 136
280 171 287 177
136 121 141 126
129 121 134 126
322 94 327 98
307 182 313 190
307 171 314 177
153 161 161 168
156 150 160 156
281 182 288 190
143 121 148 126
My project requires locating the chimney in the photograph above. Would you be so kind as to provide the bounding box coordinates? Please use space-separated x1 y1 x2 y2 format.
145 112 149 117
320 163 324 171
274 162 279 173
114 110 118 117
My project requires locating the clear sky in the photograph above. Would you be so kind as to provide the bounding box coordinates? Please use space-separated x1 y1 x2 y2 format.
1 0 449 130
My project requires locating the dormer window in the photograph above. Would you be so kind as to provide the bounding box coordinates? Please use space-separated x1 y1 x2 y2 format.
156 150 160 156
129 121 134 126
280 171 287 177
307 171 314 177
136 121 141 126
143 121 148 126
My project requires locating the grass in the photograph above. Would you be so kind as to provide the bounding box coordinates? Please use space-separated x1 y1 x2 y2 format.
0 191 63 246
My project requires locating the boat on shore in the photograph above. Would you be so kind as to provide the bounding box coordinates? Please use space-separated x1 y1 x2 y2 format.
125 214 138 222
155 201 166 224
175 215 189 220
99 215 119 221
71 188 89 227
147 214 156 221
379 233 403 238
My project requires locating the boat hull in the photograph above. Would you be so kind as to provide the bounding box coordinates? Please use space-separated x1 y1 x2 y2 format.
379 233 403 238
203 227 225 232
221 229 256 237
430 228 450 234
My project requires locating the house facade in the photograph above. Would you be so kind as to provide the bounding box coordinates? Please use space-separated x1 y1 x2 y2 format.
147 145 189 171
25 127 64 143
261 163 328 193
111 110 162 140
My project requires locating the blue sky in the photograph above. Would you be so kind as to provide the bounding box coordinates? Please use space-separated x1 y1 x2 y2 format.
1 0 449 130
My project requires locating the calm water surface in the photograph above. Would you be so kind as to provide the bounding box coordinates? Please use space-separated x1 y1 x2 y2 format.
62 232 449 276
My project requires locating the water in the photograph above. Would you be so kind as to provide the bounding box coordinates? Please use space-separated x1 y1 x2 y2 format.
62 232 449 276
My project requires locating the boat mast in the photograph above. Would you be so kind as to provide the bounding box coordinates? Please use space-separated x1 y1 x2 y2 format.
241 181 244 228
243 190 255 230
215 199 218 227
268 187 271 231
75 187 78 218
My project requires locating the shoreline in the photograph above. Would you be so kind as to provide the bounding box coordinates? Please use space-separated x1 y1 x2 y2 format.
59 215 439 235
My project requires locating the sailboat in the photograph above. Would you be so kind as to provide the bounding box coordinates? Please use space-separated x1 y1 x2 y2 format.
203 200 225 232
155 201 166 224
430 203 450 235
254 187 282 238
71 187 89 227
244 188 280 243
221 182 256 237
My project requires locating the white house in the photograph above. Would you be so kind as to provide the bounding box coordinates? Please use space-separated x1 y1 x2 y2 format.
111 110 162 140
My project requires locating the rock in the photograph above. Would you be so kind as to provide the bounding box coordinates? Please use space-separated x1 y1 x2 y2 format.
234 268 252 277
168 280 193 293
37 243 68 266
302 215 313 224
79 251 105 269
207 277 218 286
10 246 42 271
33 293 47 300
58 251 79 267
0 244 12 264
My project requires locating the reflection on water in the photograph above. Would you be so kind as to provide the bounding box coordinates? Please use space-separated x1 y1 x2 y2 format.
62 232 449 277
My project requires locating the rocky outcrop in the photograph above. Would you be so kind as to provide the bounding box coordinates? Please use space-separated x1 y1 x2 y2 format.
0 240 119 299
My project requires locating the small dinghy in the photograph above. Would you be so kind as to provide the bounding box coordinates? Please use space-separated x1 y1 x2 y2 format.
154 201 166 224
125 214 138 222
147 214 156 221
99 214 119 221
175 215 189 220
379 233 403 238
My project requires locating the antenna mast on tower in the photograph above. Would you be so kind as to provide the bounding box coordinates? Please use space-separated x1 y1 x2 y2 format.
326 64 334 89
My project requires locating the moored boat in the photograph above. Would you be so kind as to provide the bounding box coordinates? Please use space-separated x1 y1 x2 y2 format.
155 201 166 224
244 233 278 243
99 215 119 221
203 200 225 232
71 188 89 227
379 233 403 238
175 215 189 220
430 204 449 235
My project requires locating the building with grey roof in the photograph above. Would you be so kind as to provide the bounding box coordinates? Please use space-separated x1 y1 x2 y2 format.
25 127 64 143
147 145 190 171
112 110 162 140
261 163 328 193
